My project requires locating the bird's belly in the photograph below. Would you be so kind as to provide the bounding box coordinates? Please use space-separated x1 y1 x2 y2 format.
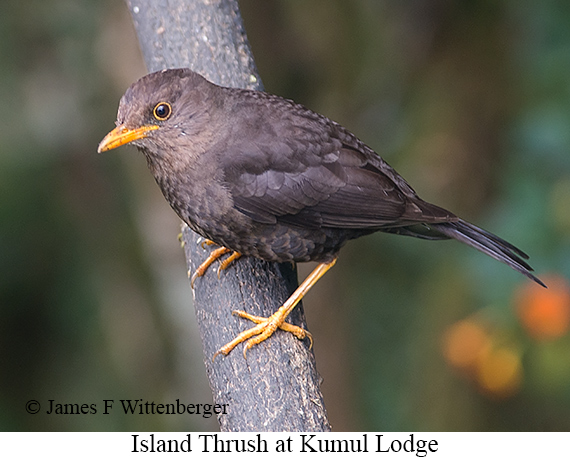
167 185 369 263
190 215 369 264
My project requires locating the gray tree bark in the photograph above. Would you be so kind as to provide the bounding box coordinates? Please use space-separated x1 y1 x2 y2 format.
124 0 330 432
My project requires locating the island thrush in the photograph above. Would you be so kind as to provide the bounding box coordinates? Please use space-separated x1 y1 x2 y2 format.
98 68 544 358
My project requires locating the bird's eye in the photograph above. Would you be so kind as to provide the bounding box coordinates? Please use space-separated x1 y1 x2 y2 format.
153 102 172 121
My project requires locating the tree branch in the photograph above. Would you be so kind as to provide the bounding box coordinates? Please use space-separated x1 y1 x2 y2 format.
124 0 330 431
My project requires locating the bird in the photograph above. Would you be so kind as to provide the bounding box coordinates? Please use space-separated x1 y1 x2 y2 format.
98 68 544 358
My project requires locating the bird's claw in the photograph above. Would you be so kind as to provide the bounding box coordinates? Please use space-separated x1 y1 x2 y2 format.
212 309 312 360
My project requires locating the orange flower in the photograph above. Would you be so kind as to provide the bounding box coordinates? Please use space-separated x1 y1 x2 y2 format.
443 318 523 397
516 275 570 341
442 319 491 370
476 346 522 397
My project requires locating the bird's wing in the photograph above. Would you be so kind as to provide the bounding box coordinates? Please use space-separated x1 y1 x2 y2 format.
221 121 455 230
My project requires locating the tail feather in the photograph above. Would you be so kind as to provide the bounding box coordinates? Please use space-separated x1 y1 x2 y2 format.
434 220 545 287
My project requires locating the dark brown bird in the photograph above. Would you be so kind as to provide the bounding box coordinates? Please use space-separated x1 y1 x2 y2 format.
98 68 544 358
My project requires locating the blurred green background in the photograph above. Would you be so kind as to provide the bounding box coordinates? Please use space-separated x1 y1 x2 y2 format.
1 0 569 431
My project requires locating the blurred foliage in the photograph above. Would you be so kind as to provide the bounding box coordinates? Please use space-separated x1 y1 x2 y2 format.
1 0 568 431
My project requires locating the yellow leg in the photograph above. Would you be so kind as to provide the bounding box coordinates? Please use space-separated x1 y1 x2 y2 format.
217 251 242 278
190 246 230 288
190 241 243 288
213 257 337 359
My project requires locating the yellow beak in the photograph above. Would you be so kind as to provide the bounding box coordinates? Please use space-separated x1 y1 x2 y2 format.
97 124 159 153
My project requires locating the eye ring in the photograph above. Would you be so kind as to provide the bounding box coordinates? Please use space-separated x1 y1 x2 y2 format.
153 102 172 121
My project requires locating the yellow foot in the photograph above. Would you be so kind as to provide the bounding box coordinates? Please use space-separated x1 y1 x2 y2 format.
200 238 217 248
190 241 243 288
190 246 230 288
213 310 313 360
213 258 337 360
217 251 242 278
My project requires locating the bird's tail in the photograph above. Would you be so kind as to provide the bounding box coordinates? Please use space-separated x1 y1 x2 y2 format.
433 220 545 287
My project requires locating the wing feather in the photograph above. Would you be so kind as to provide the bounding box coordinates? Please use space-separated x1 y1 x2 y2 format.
221 100 454 230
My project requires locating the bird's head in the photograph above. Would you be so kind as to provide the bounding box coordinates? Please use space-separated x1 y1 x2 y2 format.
98 68 214 158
